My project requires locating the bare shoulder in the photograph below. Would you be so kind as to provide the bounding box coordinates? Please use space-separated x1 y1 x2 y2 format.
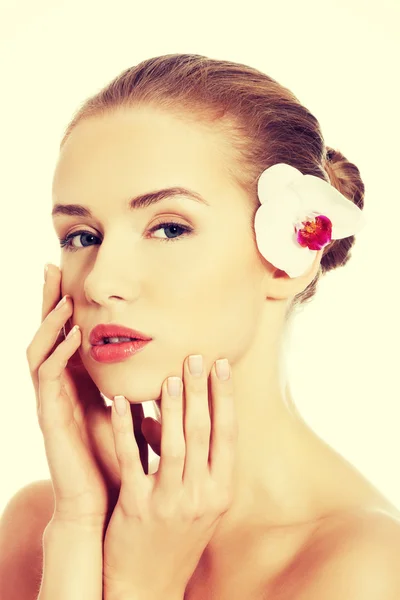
291 508 400 599
0 478 55 539
314 506 400 552
0 479 54 600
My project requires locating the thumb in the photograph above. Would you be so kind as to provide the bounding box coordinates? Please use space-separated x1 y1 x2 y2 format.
141 416 161 457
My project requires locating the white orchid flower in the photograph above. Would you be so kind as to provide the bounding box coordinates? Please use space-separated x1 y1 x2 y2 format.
254 163 367 278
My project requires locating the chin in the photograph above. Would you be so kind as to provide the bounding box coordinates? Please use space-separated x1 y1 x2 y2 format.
98 380 163 406
82 355 165 402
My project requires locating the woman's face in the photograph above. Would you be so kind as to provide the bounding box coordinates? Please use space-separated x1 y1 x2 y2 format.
51 106 266 404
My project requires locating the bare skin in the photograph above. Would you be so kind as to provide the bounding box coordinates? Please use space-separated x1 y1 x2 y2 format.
24 449 400 599
19 105 400 597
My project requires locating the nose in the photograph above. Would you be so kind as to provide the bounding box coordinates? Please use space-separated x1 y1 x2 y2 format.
85 279 139 307
84 267 141 306
82 237 141 307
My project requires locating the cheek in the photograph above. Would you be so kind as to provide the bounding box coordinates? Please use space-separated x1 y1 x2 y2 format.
60 270 81 299
212 274 261 357
165 254 261 356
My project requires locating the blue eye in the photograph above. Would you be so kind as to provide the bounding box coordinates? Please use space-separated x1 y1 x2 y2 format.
59 221 192 252
59 231 98 251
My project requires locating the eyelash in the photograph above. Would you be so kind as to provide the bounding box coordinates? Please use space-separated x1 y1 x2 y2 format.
59 220 193 253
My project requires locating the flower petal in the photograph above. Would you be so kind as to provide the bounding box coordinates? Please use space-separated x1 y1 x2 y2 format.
284 248 317 278
257 163 303 212
291 174 367 239
254 201 315 278
255 162 367 278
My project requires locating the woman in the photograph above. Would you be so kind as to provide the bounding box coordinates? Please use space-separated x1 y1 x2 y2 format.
2 53 400 600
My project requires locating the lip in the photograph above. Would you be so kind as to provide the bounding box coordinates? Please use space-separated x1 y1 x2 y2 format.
89 323 153 346
90 339 152 364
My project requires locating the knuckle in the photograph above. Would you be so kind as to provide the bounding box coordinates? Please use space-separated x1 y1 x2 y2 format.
163 444 185 461
26 346 40 374
37 362 47 379
162 401 180 415
37 408 50 431
184 491 206 519
212 488 233 514
215 496 232 515
218 388 234 406
221 418 238 443
37 359 52 380
154 500 176 520
116 448 135 466
223 429 238 446
188 503 204 521
186 421 210 444
113 419 129 435
181 505 197 521
186 377 205 396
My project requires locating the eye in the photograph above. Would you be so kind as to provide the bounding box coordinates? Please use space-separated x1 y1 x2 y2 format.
58 220 193 252
148 220 192 242
59 230 100 252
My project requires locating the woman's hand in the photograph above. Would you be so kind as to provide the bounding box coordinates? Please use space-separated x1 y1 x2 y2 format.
26 265 114 532
26 265 153 534
103 354 238 599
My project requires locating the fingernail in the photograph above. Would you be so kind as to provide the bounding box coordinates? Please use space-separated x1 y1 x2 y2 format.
114 395 127 417
216 359 230 381
167 377 181 396
189 354 203 376
44 263 50 283
66 325 79 339
54 295 68 310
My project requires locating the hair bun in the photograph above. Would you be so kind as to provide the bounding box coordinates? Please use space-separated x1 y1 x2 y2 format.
325 147 335 162
320 146 365 275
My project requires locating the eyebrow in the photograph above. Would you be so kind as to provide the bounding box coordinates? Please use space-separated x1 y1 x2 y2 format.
51 187 210 218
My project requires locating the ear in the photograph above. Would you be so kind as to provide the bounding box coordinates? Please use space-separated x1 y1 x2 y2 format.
264 249 324 300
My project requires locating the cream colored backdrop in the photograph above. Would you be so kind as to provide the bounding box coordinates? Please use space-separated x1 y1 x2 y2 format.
0 0 399 514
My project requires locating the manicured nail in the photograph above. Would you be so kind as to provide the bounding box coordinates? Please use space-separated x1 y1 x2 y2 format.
216 359 230 381
114 395 127 417
54 295 68 310
66 325 79 339
167 377 181 396
44 263 50 283
189 354 203 376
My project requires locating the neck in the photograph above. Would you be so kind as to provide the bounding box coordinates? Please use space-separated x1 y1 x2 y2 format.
203 304 333 552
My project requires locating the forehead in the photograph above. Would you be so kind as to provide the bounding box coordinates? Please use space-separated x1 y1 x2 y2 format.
52 107 236 203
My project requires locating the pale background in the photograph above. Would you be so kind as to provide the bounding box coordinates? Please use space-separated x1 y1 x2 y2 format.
0 0 399 515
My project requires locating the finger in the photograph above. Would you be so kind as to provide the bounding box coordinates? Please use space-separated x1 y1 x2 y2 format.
27 296 74 409
28 267 102 414
37 324 81 428
157 376 185 493
41 264 73 368
130 403 149 475
182 355 211 488
41 264 76 362
41 263 63 322
111 396 148 502
208 360 238 495
36 325 101 505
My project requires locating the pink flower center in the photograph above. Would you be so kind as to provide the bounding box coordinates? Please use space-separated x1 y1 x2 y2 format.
295 214 332 250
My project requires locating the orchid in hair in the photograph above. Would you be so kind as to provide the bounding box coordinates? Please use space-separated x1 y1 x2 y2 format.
254 163 367 278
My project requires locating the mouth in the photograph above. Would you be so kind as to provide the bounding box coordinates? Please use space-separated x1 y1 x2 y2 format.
90 337 152 363
98 336 139 345
89 324 153 346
